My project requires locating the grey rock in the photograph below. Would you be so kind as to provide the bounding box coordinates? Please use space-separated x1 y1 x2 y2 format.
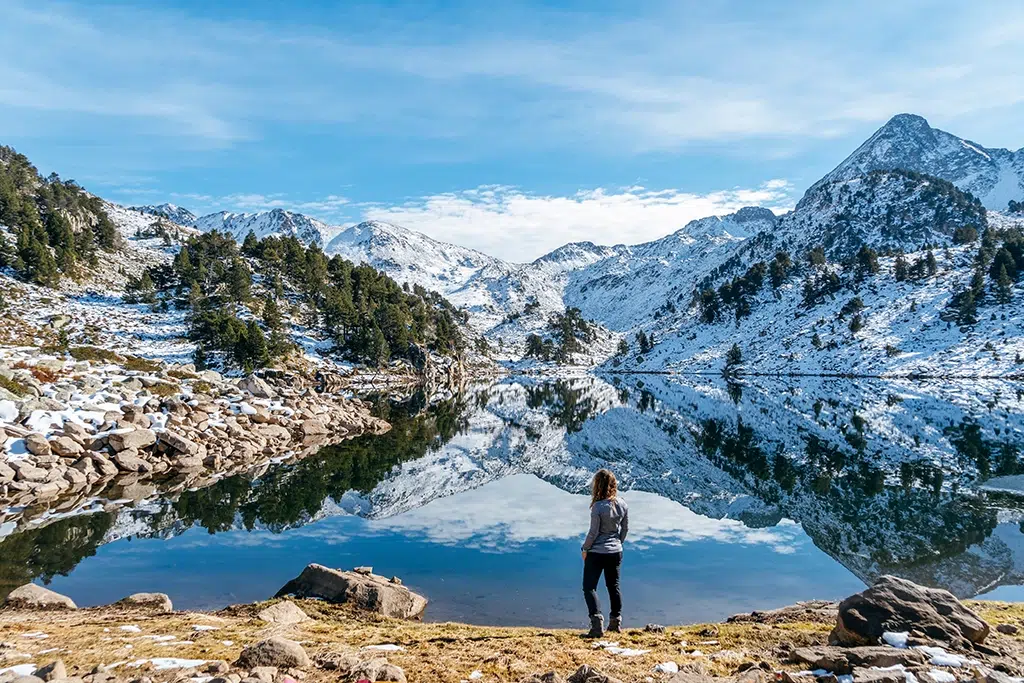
235 637 309 669
996 623 1019 636
275 564 427 620
249 668 276 683
2 584 77 610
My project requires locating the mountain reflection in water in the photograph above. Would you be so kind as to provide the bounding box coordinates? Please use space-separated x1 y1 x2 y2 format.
2 375 1023 626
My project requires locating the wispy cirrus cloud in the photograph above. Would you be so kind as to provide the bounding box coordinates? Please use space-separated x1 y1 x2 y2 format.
3 0 1024 154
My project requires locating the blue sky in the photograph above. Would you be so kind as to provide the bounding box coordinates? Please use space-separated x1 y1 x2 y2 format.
3 0 1024 261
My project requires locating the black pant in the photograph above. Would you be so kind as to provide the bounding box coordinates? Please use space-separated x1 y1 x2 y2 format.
583 551 622 618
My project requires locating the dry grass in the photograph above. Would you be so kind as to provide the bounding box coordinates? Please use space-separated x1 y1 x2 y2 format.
1 601 1022 683
0 600 829 683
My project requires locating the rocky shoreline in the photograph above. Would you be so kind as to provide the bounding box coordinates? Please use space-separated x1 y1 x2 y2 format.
0 347 391 530
3 571 1024 683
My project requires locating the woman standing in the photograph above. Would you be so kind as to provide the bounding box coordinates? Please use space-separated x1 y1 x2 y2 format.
581 468 629 638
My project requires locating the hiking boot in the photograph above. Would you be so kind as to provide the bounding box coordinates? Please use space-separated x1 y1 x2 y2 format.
585 614 604 638
608 615 622 633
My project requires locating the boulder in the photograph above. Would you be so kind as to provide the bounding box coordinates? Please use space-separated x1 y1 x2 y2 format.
239 375 276 399
3 584 77 610
235 637 309 669
108 429 156 452
49 437 83 458
62 422 91 443
996 624 1019 636
568 665 623 683
275 564 427 620
257 601 310 625
116 592 173 612
791 646 928 674
25 433 51 456
830 576 989 649
160 430 199 456
298 419 328 436
248 667 277 683
113 451 152 473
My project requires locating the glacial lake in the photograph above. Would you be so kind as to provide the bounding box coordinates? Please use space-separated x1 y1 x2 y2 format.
3 374 1024 627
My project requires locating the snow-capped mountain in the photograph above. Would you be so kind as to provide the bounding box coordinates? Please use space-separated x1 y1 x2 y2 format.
122 111 1024 374
810 113 1024 211
194 208 335 246
130 203 198 227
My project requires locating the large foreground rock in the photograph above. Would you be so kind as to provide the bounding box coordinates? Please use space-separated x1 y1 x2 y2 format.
276 564 427 620
830 575 989 649
235 637 309 669
2 584 77 610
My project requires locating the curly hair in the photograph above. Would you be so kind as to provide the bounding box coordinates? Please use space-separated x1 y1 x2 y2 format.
590 468 618 507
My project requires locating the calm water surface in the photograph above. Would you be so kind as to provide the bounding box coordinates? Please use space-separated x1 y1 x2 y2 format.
3 375 1024 627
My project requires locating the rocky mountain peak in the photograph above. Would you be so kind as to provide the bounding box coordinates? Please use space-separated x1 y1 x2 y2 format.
809 113 1024 210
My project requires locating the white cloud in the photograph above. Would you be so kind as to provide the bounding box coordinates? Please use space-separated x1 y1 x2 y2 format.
362 182 794 262
366 474 804 554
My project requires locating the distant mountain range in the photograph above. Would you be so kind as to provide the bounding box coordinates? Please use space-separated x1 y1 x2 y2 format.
123 113 1024 375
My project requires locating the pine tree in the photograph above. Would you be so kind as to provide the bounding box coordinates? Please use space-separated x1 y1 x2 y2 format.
617 338 629 356
996 264 1014 304
723 343 743 376
855 245 880 280
925 250 938 277
893 254 909 281
242 230 259 256
16 225 58 286
849 313 864 335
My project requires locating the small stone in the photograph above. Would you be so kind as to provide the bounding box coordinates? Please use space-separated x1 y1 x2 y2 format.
354 566 373 575
996 623 1019 635
35 659 67 681
160 430 199 456
204 662 230 676
644 624 666 633
25 433 51 456
249 667 277 683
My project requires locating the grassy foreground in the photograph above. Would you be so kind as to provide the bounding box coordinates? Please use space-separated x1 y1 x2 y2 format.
2 600 1024 682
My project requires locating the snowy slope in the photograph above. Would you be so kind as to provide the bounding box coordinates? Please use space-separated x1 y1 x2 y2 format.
130 203 198 227
810 113 1024 211
195 208 335 246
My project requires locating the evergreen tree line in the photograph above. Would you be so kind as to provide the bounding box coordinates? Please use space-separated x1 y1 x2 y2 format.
697 251 793 324
524 308 598 363
131 230 464 371
0 146 119 286
947 226 1024 325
